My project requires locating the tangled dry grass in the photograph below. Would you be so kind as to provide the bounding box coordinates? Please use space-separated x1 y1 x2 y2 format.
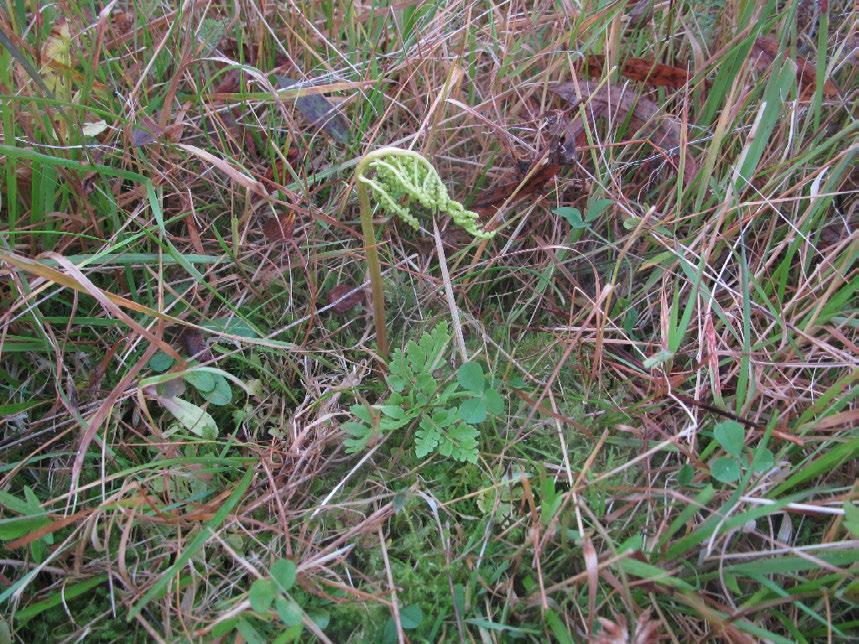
0 0 856 641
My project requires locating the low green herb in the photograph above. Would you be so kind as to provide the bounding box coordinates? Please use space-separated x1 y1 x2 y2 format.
343 322 503 464
708 420 774 484
236 559 308 643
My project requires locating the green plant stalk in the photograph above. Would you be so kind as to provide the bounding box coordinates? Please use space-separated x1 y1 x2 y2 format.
356 149 395 360
354 146 495 360
355 147 436 360
358 179 388 359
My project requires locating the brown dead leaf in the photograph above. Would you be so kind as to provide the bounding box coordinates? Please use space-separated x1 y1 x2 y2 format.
178 143 266 195
112 11 134 37
327 284 364 313
626 0 653 27
262 212 296 242
214 69 241 95
750 37 839 100
583 55 697 89
274 75 352 144
553 81 699 185
179 329 209 360
261 148 300 185
472 113 577 216
130 116 163 147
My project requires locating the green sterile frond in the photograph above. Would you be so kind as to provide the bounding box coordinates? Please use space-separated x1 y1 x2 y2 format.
357 149 495 240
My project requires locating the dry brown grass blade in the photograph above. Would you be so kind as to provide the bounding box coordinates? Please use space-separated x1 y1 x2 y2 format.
67 344 158 508
553 80 699 185
583 535 599 635
1 251 174 321
177 144 267 196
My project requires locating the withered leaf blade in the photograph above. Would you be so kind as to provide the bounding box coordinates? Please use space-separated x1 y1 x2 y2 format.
131 116 162 147
472 115 577 216
179 329 209 359
553 81 699 185
583 55 697 90
626 0 653 27
750 37 838 100
327 284 364 313
275 75 351 145
473 158 564 217
263 212 295 242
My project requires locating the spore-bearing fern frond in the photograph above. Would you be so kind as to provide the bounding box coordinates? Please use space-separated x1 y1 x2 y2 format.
358 150 495 240
354 146 496 359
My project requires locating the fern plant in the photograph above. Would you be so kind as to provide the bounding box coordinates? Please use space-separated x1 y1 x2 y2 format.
343 322 504 464
354 147 495 359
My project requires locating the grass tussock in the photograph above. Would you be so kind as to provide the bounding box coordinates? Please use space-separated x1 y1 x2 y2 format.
0 0 856 641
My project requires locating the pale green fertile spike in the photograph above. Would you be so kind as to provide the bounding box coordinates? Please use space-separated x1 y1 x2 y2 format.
362 152 495 240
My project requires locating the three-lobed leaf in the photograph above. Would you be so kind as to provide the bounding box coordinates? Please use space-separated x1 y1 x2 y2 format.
271 559 296 592
714 421 745 457
457 361 485 393
343 421 374 453
203 374 233 406
249 578 276 613
751 446 774 473
440 422 479 463
710 457 740 483
415 416 443 459
347 324 501 464
553 199 611 230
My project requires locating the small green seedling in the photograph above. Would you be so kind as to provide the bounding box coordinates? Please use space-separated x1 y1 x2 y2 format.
234 559 308 643
553 197 612 231
354 147 495 359
709 420 774 484
144 348 250 439
148 351 234 406
343 322 503 463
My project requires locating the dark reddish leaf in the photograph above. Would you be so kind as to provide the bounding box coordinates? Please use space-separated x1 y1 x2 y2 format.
180 330 209 359
328 284 364 313
130 116 162 146
473 115 577 216
262 148 300 184
750 37 838 100
473 158 564 217
263 212 295 242
626 0 653 27
112 11 134 36
553 81 699 185
583 55 697 90
214 69 241 94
